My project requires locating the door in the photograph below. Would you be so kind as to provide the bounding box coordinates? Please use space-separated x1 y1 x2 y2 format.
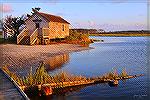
35 23 40 28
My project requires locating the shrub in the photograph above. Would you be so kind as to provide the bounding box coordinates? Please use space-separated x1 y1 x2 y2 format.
65 30 90 41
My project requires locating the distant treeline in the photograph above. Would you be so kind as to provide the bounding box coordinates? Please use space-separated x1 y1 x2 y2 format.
103 30 150 34
70 29 150 36
70 29 149 34
70 28 105 34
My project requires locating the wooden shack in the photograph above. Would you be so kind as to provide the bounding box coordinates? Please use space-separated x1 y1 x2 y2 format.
17 10 70 45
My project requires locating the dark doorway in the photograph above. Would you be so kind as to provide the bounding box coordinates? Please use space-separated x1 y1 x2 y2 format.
35 23 40 28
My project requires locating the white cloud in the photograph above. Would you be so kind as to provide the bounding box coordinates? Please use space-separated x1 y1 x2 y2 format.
73 21 147 31
0 4 13 13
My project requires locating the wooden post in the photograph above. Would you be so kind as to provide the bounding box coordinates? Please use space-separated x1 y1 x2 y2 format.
37 85 41 91
42 85 53 95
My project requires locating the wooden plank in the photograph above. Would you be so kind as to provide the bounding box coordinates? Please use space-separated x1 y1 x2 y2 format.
0 69 29 100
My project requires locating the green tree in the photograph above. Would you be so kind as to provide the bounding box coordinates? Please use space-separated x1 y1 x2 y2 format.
3 15 26 41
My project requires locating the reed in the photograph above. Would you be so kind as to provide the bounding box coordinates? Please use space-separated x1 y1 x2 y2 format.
2 63 88 87
2 64 129 87
2 66 24 86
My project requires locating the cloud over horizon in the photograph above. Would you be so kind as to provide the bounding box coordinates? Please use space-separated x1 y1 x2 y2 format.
73 21 147 31
0 4 13 13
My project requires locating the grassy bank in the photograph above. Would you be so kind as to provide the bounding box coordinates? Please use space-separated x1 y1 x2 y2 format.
49 30 93 46
89 30 150 37
65 30 93 46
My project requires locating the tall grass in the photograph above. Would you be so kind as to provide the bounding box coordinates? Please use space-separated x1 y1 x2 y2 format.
2 64 129 87
2 63 89 87
2 65 24 86
66 30 91 42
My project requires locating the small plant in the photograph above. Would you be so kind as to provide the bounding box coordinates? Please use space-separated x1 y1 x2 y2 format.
102 68 129 80
120 68 128 77
2 66 24 86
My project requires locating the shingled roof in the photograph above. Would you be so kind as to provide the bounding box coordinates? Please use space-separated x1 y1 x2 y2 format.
37 12 70 24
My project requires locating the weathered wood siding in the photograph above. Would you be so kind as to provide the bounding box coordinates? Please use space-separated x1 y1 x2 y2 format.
0 69 29 100
25 13 49 35
48 22 69 39
25 13 69 39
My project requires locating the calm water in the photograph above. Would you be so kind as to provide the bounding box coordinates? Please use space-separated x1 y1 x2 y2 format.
46 37 149 100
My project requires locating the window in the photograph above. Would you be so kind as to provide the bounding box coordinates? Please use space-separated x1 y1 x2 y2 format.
62 25 65 31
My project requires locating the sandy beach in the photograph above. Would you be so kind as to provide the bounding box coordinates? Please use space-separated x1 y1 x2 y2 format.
0 44 91 75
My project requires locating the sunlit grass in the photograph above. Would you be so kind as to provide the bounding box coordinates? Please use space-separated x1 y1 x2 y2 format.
2 63 129 87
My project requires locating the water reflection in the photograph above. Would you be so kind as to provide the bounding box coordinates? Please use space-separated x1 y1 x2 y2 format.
40 37 147 99
28 85 88 100
53 85 87 95
44 54 69 71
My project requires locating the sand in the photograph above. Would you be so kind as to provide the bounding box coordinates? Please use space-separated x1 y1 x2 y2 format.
0 44 91 75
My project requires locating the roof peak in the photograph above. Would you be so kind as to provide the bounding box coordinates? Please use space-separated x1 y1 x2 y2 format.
38 12 61 18
36 11 70 24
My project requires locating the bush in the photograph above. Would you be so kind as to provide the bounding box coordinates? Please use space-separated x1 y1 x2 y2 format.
0 36 17 44
65 30 90 41
54 37 62 42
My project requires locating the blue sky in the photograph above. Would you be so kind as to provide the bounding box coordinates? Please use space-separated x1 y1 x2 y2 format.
0 0 148 31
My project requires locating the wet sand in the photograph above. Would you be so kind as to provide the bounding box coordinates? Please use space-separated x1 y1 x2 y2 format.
0 44 91 75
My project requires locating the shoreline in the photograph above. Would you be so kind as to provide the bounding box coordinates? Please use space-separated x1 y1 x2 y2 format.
89 33 150 37
0 44 93 75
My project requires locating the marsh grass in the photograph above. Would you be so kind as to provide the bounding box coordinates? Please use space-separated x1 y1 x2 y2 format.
2 64 129 87
65 30 92 45
2 63 89 87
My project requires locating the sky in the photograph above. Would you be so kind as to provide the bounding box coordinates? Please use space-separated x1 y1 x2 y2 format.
0 0 149 31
